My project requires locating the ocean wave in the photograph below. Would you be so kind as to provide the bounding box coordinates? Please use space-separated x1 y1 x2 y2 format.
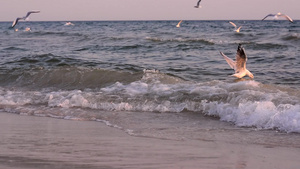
1 20 300 133
117 44 147 50
7 53 78 67
202 100 300 133
250 43 289 50
3 46 28 51
281 33 300 42
0 71 300 133
0 66 142 89
32 31 84 37
145 37 215 45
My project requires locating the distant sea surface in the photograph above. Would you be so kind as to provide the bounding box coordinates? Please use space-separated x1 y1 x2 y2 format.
1 20 300 139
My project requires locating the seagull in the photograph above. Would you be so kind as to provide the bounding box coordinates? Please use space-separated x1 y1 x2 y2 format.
194 0 202 8
11 10 40 28
65 22 75 26
229 21 242 33
176 20 182 28
25 27 31 32
220 44 254 79
262 12 293 23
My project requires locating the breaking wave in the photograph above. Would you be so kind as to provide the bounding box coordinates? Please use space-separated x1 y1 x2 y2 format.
0 70 300 133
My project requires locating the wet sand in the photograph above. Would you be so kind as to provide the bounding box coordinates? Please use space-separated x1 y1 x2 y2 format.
0 112 300 169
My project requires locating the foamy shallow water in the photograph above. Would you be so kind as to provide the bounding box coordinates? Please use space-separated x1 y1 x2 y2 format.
1 71 300 133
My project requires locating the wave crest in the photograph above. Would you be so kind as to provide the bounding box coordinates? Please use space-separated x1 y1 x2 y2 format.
145 37 215 45
0 66 142 89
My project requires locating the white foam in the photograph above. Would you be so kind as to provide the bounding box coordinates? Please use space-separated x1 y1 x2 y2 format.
1 79 300 133
124 82 149 96
96 119 122 129
0 89 38 106
201 99 300 133
47 90 91 108
267 104 300 133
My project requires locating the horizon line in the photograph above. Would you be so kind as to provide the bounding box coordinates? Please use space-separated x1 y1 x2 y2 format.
1 19 299 22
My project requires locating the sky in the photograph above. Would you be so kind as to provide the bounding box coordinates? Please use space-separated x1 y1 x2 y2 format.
0 0 299 22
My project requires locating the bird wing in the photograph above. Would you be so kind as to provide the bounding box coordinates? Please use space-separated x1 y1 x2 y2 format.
236 26 242 32
235 45 247 72
262 14 274 21
11 17 23 28
229 21 237 28
11 19 18 28
279 14 293 23
25 10 40 18
176 20 182 27
197 0 201 6
220 52 236 70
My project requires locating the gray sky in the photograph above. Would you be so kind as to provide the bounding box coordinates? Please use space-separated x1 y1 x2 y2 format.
1 0 299 21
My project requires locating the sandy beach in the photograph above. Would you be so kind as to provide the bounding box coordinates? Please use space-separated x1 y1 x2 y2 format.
0 112 299 169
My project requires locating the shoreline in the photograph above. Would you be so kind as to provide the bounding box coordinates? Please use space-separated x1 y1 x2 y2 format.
0 112 300 169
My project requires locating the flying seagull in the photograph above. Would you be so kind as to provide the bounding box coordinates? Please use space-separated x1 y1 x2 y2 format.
65 22 75 26
220 44 254 79
11 10 40 28
176 20 183 28
229 21 242 33
194 0 202 8
262 13 293 23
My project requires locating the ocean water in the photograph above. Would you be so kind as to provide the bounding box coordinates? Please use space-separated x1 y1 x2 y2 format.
0 20 300 138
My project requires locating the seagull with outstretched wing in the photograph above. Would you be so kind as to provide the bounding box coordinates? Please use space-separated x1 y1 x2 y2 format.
229 21 242 33
220 44 254 79
11 10 40 28
262 12 293 23
194 0 202 8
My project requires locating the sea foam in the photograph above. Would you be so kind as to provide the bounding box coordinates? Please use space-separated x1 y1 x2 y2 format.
0 76 300 133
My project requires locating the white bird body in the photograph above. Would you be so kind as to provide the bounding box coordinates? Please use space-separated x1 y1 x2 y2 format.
65 22 75 26
220 44 254 79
